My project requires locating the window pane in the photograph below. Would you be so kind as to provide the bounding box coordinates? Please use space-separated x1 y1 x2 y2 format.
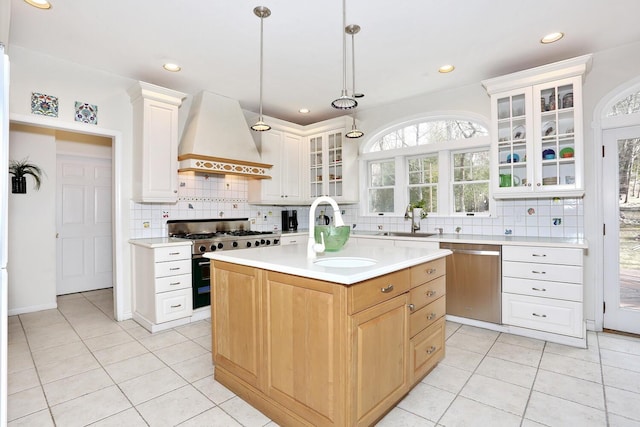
453 151 490 181
453 182 489 213
409 187 437 212
369 188 394 213
607 91 640 117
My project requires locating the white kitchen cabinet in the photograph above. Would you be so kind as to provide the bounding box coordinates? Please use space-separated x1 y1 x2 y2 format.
130 239 193 332
483 55 591 199
502 245 584 339
248 128 304 204
128 82 186 203
279 233 307 246
307 127 359 203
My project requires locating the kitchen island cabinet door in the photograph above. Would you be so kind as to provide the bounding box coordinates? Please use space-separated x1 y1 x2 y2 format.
212 261 263 388
262 271 347 426
350 293 410 426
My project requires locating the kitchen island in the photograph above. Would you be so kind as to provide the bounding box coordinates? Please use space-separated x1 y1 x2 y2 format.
205 244 451 427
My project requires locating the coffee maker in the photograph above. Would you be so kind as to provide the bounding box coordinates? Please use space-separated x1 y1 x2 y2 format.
281 210 298 231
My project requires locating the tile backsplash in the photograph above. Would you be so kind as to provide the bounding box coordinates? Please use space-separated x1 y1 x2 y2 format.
130 173 584 239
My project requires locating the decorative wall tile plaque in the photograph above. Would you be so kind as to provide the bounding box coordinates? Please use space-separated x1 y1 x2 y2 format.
31 92 58 117
74 101 98 125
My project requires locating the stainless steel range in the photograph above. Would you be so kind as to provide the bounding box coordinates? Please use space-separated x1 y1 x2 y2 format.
168 218 280 309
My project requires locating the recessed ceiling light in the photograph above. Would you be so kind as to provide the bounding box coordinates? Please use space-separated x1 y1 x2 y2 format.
24 0 51 9
298 108 310 114
163 63 181 72
541 32 564 44
438 64 455 73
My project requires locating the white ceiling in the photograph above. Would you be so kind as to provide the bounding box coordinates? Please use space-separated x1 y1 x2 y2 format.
8 0 640 125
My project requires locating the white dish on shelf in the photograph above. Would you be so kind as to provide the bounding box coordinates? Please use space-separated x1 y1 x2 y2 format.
512 125 525 140
542 121 556 137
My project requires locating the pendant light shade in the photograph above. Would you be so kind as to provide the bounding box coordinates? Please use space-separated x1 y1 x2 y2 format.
251 6 271 132
345 115 364 139
331 0 357 110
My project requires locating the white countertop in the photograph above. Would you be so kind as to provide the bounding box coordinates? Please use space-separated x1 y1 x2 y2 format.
205 244 451 285
128 237 193 248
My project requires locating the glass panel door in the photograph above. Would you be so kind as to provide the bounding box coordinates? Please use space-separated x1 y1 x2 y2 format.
603 126 640 334
496 92 528 190
309 135 323 198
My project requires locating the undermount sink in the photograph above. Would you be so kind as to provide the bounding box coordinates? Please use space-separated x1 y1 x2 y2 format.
313 257 378 268
377 231 437 238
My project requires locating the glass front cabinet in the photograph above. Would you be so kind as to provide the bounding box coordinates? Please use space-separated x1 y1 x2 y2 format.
483 55 591 199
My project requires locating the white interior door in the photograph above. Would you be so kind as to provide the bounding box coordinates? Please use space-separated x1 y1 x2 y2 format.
603 125 640 334
56 155 112 295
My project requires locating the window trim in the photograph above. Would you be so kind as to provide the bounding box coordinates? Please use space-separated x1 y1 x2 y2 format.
449 147 492 217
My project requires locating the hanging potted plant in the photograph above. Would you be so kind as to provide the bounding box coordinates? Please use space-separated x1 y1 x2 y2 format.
9 158 45 194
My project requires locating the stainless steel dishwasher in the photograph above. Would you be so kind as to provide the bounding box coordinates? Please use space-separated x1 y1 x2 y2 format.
439 242 502 324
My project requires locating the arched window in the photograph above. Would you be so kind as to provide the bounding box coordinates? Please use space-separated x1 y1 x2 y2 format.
606 90 640 117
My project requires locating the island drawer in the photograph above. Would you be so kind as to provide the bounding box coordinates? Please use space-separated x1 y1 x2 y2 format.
155 273 192 293
155 288 193 323
503 277 582 302
409 276 446 311
348 269 410 314
154 259 191 278
503 261 582 284
410 317 445 383
502 246 583 266
502 293 583 337
154 245 191 262
410 296 446 338
410 258 446 287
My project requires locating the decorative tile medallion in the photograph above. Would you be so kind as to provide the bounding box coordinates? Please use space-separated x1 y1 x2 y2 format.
74 101 98 125
31 92 58 117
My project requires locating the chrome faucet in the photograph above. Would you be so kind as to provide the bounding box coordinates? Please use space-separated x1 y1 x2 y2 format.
405 204 421 233
307 196 345 258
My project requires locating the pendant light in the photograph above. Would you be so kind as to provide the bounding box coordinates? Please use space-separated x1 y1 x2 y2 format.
345 24 363 138
331 0 357 110
251 6 271 132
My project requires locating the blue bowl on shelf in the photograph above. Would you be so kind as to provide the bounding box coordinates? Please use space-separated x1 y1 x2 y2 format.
542 149 555 160
506 153 519 163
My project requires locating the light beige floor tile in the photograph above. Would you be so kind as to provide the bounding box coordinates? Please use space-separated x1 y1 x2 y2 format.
606 386 640 421
544 340 601 363
533 370 605 410
601 348 640 373
521 419 548 427
177 406 244 427
439 346 484 372
439 396 522 427
83 330 134 352
43 367 114 406
19 309 67 330
446 330 496 354
375 407 435 426
457 325 500 340
608 413 640 427
73 320 123 340
37 352 101 384
497 333 545 351
420 363 473 394
136 384 215 427
88 408 148 426
192 375 236 404
460 374 530 416
31 340 90 368
193 334 212 351
7 352 34 374
8 314 21 325
487 342 543 368
603 365 640 394
175 320 212 339
118 319 141 330
8 367 40 395
475 356 537 388
7 341 30 359
119 366 187 405
103 352 166 384
92 340 149 366
25 326 81 351
7 386 48 422
7 329 27 345
138 329 189 351
7 409 54 427
171 353 214 383
50 385 131 427
125 324 153 340
219 395 273 427
154 340 208 365
444 321 462 339
539 352 602 383
524 391 607 426
397 383 456 422
599 333 640 356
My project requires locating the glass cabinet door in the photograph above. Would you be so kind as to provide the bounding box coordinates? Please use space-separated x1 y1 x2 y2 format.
309 135 323 198
326 131 343 198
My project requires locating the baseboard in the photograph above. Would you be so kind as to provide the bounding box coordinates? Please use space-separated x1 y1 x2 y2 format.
8 302 58 316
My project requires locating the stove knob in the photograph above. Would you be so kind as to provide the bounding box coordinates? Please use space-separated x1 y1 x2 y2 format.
246 241 252 248
232 241 238 248
217 242 224 249
273 239 280 245
255 240 260 247
210 245 216 252
265 239 271 245
260 239 266 245
199 245 207 253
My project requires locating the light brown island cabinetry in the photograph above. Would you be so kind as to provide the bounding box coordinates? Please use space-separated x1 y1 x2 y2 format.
211 256 447 427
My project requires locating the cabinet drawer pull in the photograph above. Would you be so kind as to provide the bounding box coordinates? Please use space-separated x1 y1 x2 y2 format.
169 267 181 271
426 268 436 274
531 270 546 275
426 345 437 354
532 313 547 318
169 282 181 286
408 304 415 312
531 287 546 292
198 261 210 267
426 290 436 297
380 284 394 293
532 253 547 257
168 252 181 255
427 312 436 321
171 304 182 309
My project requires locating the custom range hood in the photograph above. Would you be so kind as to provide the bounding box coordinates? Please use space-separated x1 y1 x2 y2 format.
178 91 272 179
